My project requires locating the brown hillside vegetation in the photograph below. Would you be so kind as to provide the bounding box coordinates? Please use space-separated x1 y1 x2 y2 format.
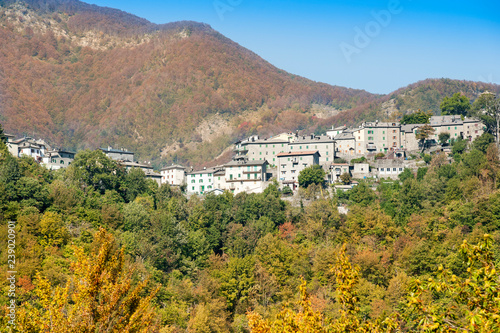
0 0 377 167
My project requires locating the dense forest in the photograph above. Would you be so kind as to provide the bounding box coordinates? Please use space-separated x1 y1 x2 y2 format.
2 117 500 332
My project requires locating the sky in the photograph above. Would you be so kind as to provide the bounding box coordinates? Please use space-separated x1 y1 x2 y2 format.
85 0 500 95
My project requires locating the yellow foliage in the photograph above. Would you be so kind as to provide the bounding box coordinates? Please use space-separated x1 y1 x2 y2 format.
17 228 160 332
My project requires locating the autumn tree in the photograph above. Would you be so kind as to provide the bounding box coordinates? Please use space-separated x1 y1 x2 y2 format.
406 234 500 332
17 228 160 332
415 124 435 152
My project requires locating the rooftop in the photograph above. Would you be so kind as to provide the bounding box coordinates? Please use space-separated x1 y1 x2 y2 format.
277 151 320 157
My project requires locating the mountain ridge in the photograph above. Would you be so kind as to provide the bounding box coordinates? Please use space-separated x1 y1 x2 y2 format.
1 0 499 168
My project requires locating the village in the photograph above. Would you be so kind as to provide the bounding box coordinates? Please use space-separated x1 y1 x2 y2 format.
4 114 485 196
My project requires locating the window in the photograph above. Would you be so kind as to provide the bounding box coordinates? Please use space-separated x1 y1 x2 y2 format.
60 160 64 164
393 136 396 139
191 180 195 183
306 145 309 149
238 174 241 178
326 151 329 155
247 174 250 179
368 130 373 134
399 168 403 171
254 173 257 179
199 179 203 183
315 145 318 149
381 168 384 171
326 158 329 161
266 144 268 148
393 168 396 172
383 137 385 140
393 130 396 133
383 131 385 134
300 146 302 149
192 186 195 190
300 157 303 160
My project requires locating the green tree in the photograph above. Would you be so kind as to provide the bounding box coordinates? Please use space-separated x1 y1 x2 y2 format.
68 149 126 195
472 132 495 153
298 165 325 188
340 172 352 185
401 110 432 124
0 122 6 144
452 137 468 155
438 132 450 146
122 167 149 202
398 168 414 182
472 92 500 143
440 92 471 116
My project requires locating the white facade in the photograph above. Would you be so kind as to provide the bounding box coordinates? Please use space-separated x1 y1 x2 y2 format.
161 165 186 186
277 151 320 190
186 168 217 195
224 159 268 195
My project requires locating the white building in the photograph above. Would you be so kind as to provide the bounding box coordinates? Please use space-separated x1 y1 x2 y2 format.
186 168 218 195
277 151 320 190
223 159 268 195
42 150 75 170
160 164 186 186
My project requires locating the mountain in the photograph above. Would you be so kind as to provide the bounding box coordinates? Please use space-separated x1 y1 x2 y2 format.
0 0 379 167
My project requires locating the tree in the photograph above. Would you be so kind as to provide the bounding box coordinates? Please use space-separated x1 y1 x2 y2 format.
298 165 325 188
401 110 432 124
0 122 6 144
440 92 471 116
340 172 352 185
472 92 500 146
438 132 450 146
415 124 435 152
68 149 126 195
17 228 160 332
406 235 500 332
473 132 495 153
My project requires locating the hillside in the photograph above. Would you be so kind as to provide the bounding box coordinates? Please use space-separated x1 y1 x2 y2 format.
0 0 378 167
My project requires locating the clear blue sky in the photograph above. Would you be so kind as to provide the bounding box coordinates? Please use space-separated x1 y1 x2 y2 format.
86 0 500 94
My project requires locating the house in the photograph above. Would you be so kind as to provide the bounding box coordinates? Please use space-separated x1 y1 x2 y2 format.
400 124 422 151
213 168 227 191
288 134 334 165
357 121 401 155
375 159 409 179
277 151 320 190
235 134 290 166
351 163 371 179
16 137 49 162
160 164 186 186
42 149 75 170
334 131 357 157
120 160 153 173
100 146 134 162
186 167 219 195
144 169 162 185
326 125 347 139
223 158 268 195
330 163 350 182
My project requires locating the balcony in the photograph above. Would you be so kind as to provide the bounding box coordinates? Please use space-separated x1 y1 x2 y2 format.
366 143 377 150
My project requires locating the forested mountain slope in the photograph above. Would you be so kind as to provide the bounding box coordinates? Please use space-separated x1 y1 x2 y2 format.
0 0 377 167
